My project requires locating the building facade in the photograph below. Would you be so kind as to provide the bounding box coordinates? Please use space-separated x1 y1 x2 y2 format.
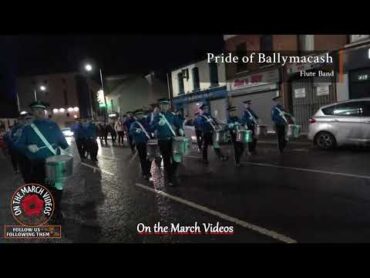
224 34 349 133
17 72 100 127
170 58 228 123
104 72 168 116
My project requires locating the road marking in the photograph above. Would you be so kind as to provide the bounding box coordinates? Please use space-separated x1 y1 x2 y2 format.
135 183 297 243
246 162 370 180
80 162 114 176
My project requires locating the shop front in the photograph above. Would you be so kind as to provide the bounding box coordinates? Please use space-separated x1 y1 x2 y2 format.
172 86 228 122
286 54 337 133
344 44 370 99
228 68 281 132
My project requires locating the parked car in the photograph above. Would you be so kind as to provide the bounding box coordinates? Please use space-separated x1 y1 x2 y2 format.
61 127 74 137
308 98 370 150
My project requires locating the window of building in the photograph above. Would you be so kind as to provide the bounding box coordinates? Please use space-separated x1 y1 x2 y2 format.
192 67 200 91
178 72 184 94
63 89 68 105
209 62 219 87
299 35 314 52
260 35 273 53
236 42 248 72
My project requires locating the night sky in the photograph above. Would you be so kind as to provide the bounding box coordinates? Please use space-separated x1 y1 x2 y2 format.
0 35 224 117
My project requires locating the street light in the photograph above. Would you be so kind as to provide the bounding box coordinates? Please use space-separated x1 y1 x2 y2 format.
85 64 93 72
83 63 108 120
34 85 47 101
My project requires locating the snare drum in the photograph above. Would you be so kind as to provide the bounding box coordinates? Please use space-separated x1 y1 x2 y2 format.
256 125 268 138
236 128 253 144
147 139 161 160
213 129 229 145
173 136 190 156
45 155 73 190
287 124 301 139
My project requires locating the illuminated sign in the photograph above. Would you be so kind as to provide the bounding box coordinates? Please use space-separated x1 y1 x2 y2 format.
97 90 106 107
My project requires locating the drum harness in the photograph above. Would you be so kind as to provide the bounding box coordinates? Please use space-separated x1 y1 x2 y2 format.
134 121 151 140
30 123 58 155
159 113 177 137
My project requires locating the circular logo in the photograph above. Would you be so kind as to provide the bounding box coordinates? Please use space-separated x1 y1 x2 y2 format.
11 184 55 226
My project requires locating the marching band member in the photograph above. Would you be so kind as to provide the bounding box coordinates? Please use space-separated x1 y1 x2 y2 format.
129 109 152 181
241 100 259 155
14 101 70 224
124 111 136 154
151 98 184 187
193 111 203 152
272 96 288 153
226 106 244 167
198 103 227 164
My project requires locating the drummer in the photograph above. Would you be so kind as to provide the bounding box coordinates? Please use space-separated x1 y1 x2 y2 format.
129 109 152 181
151 98 184 187
193 111 203 152
14 100 70 224
241 100 259 155
198 103 227 164
226 106 244 167
271 95 288 153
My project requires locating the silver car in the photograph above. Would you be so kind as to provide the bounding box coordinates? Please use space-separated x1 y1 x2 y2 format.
308 98 370 150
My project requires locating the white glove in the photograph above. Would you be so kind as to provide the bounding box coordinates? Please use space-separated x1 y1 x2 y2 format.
207 118 213 123
179 129 184 136
159 119 166 126
135 128 142 133
228 123 234 129
28 144 39 153
60 146 72 156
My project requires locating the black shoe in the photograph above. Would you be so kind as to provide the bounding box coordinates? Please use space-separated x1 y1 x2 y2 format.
201 159 209 164
236 163 241 168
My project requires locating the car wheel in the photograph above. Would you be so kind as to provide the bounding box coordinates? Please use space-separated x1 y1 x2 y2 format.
315 132 336 150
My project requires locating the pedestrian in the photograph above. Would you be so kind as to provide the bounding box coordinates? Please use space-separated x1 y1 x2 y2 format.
71 118 87 159
227 106 244 167
115 118 125 145
4 113 33 177
198 103 227 164
14 100 70 224
85 119 98 161
241 100 259 155
151 98 184 186
129 109 152 180
124 111 136 154
272 96 288 153
193 111 203 152
106 121 116 145
96 122 105 145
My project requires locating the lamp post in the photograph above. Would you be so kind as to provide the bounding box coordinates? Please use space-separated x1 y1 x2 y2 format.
84 63 108 120
34 85 47 101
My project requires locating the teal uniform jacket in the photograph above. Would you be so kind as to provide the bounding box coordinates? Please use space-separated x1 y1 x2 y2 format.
129 119 152 144
71 123 88 140
85 122 97 140
272 104 287 126
15 119 69 160
227 116 242 135
242 108 258 127
151 112 182 140
199 113 217 134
